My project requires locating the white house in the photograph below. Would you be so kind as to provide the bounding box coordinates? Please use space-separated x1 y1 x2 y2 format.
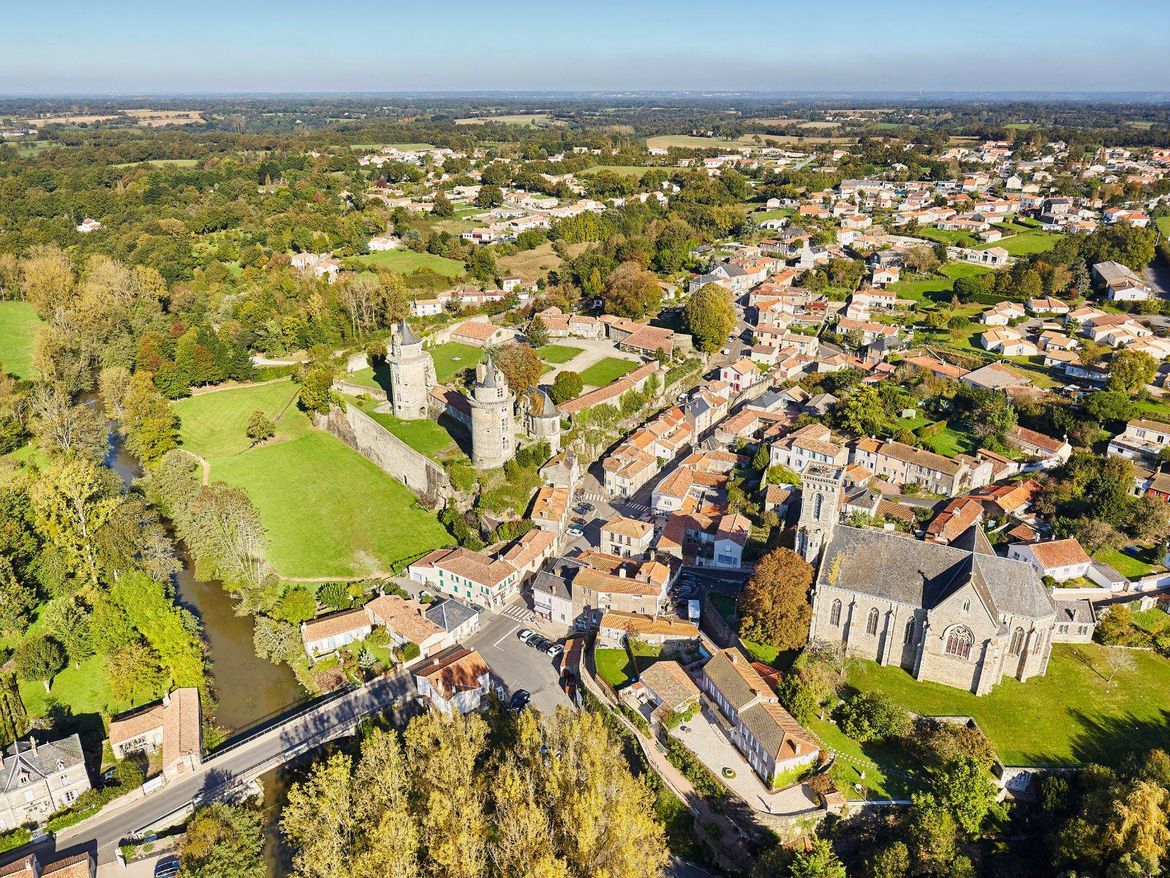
1008 538 1092 583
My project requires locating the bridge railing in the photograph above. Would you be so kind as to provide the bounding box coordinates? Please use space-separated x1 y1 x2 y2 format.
205 684 359 760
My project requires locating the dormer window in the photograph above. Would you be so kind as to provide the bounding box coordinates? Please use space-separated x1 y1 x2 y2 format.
56 760 65 771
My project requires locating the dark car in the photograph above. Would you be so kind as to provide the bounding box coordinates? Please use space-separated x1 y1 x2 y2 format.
154 857 181 878
509 690 531 711
531 636 552 652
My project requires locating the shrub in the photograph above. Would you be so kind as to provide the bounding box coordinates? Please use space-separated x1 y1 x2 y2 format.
837 691 911 743
0 827 31 854
400 642 421 662
318 582 350 611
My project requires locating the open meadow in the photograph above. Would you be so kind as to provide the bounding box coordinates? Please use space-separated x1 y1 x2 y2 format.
0 300 42 379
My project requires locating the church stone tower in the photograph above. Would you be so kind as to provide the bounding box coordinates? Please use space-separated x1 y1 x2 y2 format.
796 463 844 564
470 356 517 469
386 319 436 420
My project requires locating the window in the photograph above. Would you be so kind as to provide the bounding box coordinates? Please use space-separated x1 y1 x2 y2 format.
829 599 842 627
945 626 973 660
1009 627 1025 657
814 493 823 520
903 617 915 644
866 607 879 636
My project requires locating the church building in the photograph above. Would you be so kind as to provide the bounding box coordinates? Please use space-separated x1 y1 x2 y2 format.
798 463 1078 695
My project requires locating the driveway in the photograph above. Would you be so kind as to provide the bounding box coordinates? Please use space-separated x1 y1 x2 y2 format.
465 601 571 715
672 700 818 817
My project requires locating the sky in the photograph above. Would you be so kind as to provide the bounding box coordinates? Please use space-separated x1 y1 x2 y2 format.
3 0 1169 95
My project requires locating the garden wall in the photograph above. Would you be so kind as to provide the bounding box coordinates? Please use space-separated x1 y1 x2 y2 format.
317 404 450 503
333 379 388 403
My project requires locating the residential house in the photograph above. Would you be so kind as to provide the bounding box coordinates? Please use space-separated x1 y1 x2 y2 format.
1108 419 1170 462
1005 425 1071 469
570 565 669 627
637 660 702 723
413 648 492 716
600 514 655 558
425 598 480 643
720 359 764 395
1093 260 1152 301
107 688 202 781
300 608 373 660
850 438 992 496
770 423 848 473
0 736 91 830
698 648 821 786
366 594 452 657
408 546 520 610
0 853 95 878
1008 538 1093 583
598 612 699 649
961 362 1033 393
450 320 510 347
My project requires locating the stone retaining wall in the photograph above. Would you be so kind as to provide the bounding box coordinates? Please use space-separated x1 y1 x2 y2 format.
317 404 450 503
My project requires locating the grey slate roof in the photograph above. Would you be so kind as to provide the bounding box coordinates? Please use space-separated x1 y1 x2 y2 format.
1054 598 1096 625
426 598 478 633
818 525 1055 621
533 569 572 602
1 735 85 793
701 649 771 711
398 318 421 346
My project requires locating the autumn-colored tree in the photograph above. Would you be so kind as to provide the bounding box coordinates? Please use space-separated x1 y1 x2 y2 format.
738 547 814 649
492 342 543 397
603 261 662 319
684 282 736 352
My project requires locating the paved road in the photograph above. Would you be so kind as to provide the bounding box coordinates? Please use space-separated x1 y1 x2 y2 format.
6 672 416 869
466 604 571 715
668 857 721 878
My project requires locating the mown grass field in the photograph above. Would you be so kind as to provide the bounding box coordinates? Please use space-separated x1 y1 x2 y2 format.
595 648 635 689
1094 546 1163 580
358 398 457 460
849 644 1170 766
538 344 584 364
978 230 1062 255
889 262 994 302
578 356 638 388
577 165 655 179
0 300 42 378
354 249 465 277
429 342 485 383
175 380 453 579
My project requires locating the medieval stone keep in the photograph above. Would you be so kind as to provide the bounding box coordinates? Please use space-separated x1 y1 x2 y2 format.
386 319 436 420
470 355 517 469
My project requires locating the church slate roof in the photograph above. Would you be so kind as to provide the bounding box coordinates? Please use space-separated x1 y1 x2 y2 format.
817 525 1055 621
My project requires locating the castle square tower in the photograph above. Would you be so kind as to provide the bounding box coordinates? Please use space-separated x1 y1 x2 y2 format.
386 319 436 420
470 355 517 469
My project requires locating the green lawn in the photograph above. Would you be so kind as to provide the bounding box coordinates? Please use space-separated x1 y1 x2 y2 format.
578 356 638 388
538 344 584 364
806 716 917 801
429 342 485 383
1094 547 1162 580
345 365 389 394
595 648 635 689
19 655 152 721
751 208 796 221
889 263 993 303
358 399 457 460
849 645 1170 766
646 134 745 150
353 249 466 278
912 227 977 247
895 418 976 457
1157 216 1170 238
978 231 1062 256
0 300 43 379
175 380 453 578
175 380 305 461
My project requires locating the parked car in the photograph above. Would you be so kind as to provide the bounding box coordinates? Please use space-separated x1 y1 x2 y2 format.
154 858 181 878
580 502 594 512
517 628 536 644
509 690 531 711
568 524 585 537
531 637 552 652
546 643 564 660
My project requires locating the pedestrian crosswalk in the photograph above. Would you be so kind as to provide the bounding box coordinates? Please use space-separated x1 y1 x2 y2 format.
500 603 535 624
620 501 652 515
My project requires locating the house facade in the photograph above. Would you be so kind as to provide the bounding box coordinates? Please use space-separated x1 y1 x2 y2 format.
0 736 91 830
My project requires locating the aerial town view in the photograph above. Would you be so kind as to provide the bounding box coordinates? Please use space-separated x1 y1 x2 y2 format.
1 2 1170 877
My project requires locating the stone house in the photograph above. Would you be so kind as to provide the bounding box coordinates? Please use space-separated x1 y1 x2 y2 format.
1007 538 1092 583
600 514 655 558
698 648 821 786
413 648 492 716
0 852 95 878
300 608 373 659
0 736 90 830
597 611 699 649
408 546 520 610
107 688 203 781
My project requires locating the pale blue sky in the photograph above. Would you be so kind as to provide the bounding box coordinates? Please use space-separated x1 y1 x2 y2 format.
3 0 1168 94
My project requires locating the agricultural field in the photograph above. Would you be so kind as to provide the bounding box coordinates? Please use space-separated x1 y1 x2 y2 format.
577 165 656 179
538 344 583 364
646 134 745 150
174 380 453 579
455 113 558 126
120 108 205 126
112 158 200 168
429 342 485 383
849 644 1170 766
353 248 466 277
578 356 638 388
0 300 43 379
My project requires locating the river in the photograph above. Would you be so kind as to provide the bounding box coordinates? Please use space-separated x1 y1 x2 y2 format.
104 423 304 875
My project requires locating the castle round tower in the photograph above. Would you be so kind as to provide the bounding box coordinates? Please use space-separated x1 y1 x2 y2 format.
470 355 517 469
523 388 562 455
386 319 436 420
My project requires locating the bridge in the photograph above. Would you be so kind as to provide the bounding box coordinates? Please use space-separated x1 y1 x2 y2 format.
1 653 437 869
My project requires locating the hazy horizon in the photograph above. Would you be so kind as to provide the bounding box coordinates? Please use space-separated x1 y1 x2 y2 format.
4 0 1168 95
